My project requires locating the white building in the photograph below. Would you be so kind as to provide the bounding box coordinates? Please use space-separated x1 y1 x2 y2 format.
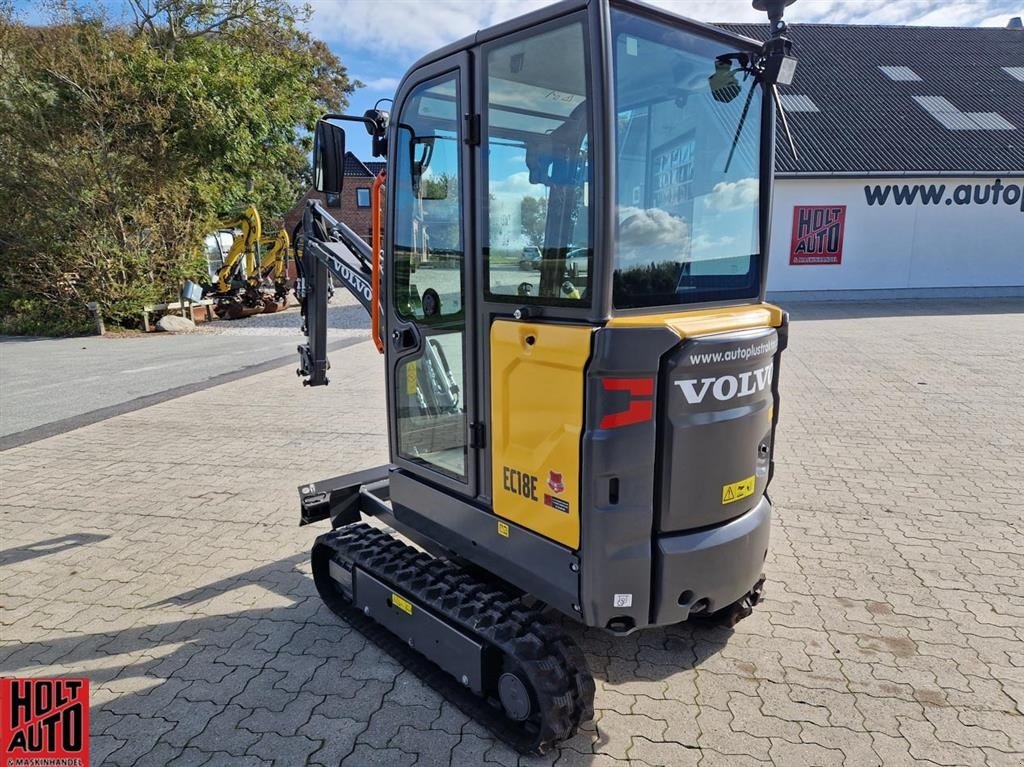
723 20 1024 299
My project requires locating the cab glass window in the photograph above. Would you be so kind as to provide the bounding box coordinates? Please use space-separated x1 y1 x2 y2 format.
483 20 592 305
392 72 468 481
393 76 464 323
612 10 763 309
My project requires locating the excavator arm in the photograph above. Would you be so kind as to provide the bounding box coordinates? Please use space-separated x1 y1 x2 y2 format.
212 205 261 294
257 229 291 301
294 197 379 386
258 230 290 282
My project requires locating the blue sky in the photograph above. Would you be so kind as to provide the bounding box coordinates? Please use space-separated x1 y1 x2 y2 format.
12 0 1024 157
313 0 1023 157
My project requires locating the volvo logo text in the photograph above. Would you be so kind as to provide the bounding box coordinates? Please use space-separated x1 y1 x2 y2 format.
329 256 373 304
675 363 773 404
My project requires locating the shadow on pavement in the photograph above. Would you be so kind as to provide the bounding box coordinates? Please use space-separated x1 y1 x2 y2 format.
559 611 736 685
0 553 374 765
1 549 739 764
0 533 110 567
784 297 1024 321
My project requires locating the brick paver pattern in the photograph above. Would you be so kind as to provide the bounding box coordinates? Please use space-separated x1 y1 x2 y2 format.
1 304 1022 766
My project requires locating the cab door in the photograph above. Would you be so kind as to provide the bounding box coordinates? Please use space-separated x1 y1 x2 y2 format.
386 54 478 496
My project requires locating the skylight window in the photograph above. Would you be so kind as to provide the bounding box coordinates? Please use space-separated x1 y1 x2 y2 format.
879 66 922 82
913 96 1015 131
969 113 1017 130
1003 67 1024 83
778 94 819 113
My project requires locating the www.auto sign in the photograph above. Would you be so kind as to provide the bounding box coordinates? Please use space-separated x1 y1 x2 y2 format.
790 205 846 265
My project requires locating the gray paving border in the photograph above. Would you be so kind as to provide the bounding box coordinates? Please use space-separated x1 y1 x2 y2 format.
0 336 363 452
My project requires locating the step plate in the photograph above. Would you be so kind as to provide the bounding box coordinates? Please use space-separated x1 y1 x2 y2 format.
351 567 485 694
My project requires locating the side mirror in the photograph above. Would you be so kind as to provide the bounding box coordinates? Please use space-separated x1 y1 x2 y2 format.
314 120 346 195
709 58 742 103
410 135 435 195
363 107 390 157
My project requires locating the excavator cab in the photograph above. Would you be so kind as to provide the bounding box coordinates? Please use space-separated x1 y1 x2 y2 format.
295 0 796 753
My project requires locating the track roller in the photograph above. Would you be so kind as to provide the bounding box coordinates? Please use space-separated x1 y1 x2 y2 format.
311 523 595 754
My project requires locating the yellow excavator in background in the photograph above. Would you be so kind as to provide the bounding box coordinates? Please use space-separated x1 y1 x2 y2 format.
206 205 291 319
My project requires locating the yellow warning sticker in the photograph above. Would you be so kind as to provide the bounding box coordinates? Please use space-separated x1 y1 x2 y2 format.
497 521 510 538
722 475 756 505
391 593 413 615
406 362 418 395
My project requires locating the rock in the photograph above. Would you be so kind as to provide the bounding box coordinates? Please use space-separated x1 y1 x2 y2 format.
157 314 196 333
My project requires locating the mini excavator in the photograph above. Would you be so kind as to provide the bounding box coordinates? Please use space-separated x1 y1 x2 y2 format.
206 206 292 318
294 0 797 753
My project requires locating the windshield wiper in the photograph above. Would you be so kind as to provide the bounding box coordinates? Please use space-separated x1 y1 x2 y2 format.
718 3 801 174
722 69 759 174
723 80 799 174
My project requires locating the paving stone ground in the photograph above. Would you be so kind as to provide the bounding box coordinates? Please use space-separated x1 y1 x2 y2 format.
1 300 1022 766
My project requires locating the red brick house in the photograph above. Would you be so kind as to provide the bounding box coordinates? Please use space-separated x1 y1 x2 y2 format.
284 152 385 245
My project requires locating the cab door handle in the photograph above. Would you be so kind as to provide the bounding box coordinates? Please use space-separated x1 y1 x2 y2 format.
391 326 420 351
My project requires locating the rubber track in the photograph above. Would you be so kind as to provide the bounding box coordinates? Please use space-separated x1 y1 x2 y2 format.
311 523 595 755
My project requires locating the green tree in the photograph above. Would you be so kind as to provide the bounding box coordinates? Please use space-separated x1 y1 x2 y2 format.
520 195 547 248
421 172 453 201
0 0 356 332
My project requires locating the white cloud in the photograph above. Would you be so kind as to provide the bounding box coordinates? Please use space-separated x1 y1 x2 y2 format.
692 232 737 249
617 205 690 248
978 11 1019 25
353 75 401 91
490 171 546 198
708 178 759 211
311 0 551 56
804 0 1017 25
311 0 1022 59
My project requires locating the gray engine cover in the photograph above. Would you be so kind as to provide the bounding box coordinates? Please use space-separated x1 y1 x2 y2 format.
658 327 779 533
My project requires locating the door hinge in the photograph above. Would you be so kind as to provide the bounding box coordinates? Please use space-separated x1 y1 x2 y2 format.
469 421 487 449
463 113 481 146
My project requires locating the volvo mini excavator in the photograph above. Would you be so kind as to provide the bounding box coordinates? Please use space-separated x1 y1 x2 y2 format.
207 206 292 318
294 0 798 753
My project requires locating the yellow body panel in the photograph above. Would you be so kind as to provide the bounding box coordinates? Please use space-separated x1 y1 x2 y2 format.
607 303 784 337
490 321 592 550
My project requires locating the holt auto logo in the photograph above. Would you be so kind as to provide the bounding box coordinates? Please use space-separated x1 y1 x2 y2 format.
1 678 90 766
790 205 846 265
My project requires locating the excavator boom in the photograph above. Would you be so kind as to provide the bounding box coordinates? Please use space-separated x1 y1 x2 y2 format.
294 196 379 386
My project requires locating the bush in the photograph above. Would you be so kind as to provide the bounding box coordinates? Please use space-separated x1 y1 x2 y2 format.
0 290 91 336
0 2 355 332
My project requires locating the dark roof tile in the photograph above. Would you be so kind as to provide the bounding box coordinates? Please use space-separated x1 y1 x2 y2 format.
717 23 1024 174
343 151 372 176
